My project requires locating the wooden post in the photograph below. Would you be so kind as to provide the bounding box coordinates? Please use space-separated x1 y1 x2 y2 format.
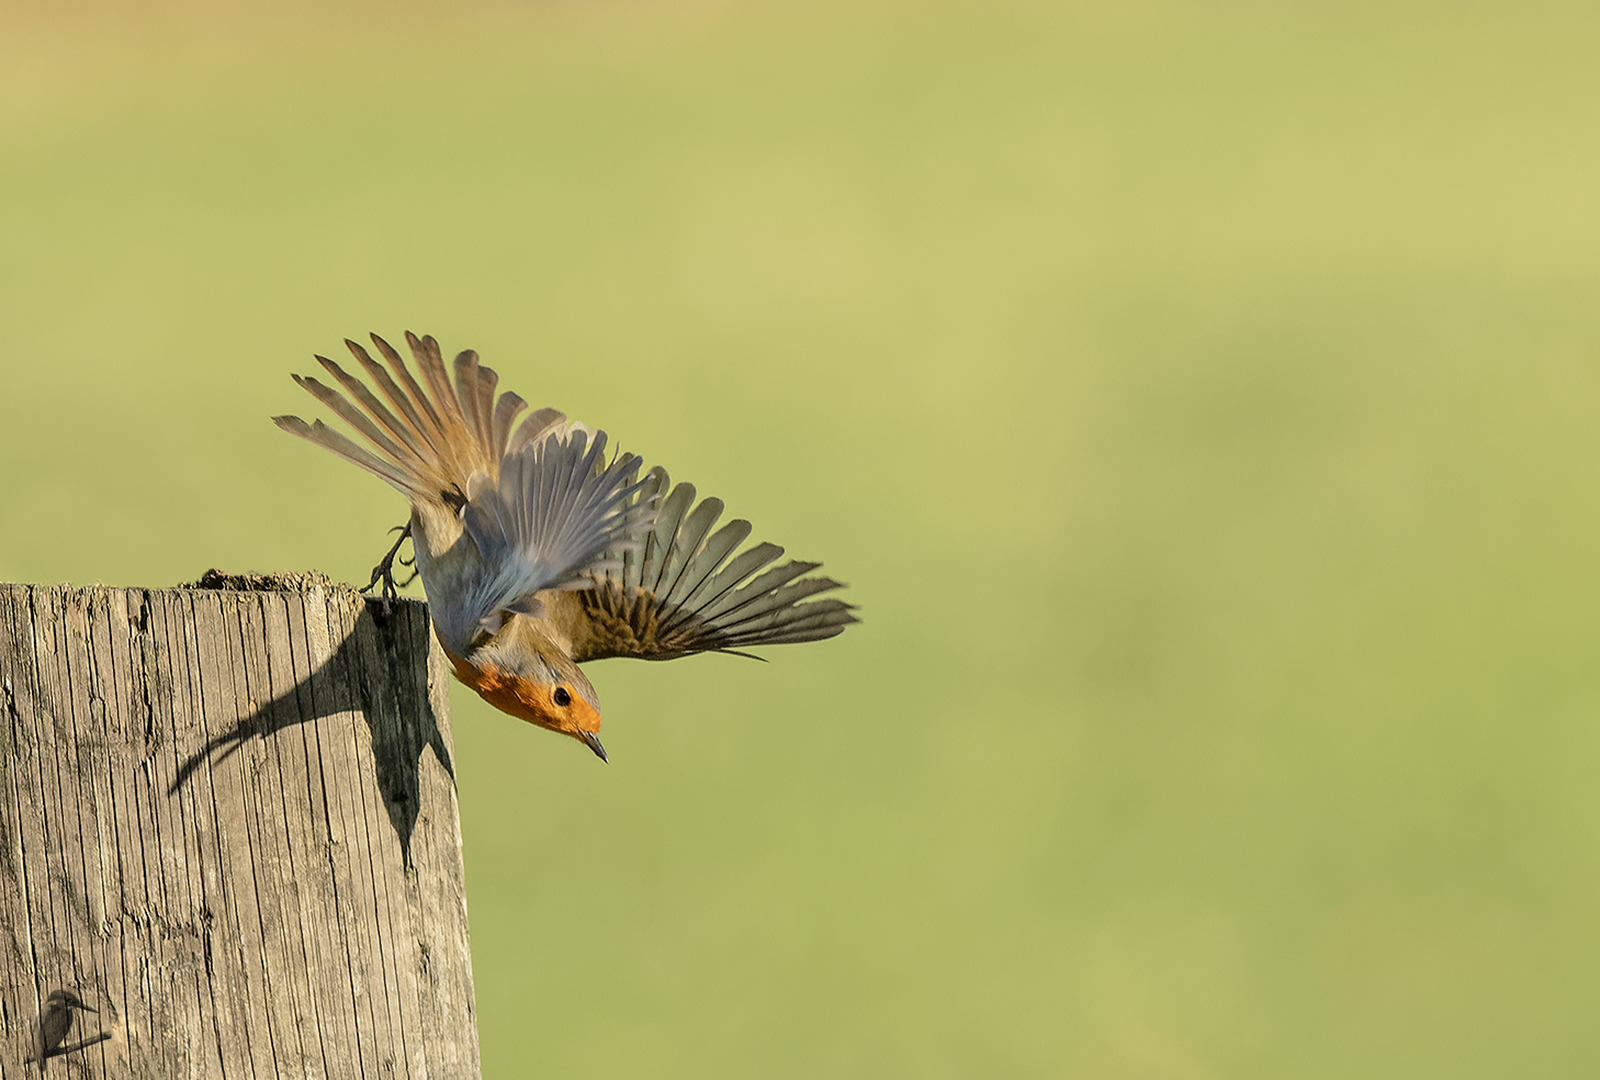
0 574 479 1078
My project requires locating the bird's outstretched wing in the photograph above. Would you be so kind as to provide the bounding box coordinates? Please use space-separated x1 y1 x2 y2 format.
559 467 858 662
274 332 657 645
459 428 656 634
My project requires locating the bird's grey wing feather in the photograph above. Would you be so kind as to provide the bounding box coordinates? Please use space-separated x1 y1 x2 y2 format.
569 470 857 662
458 428 657 635
508 406 570 454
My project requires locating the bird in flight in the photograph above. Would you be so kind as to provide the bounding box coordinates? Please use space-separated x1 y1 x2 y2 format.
275 332 856 759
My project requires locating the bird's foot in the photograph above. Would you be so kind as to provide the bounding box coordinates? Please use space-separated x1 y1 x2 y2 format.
361 524 414 613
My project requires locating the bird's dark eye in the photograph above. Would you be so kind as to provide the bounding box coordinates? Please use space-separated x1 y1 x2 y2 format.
553 687 572 707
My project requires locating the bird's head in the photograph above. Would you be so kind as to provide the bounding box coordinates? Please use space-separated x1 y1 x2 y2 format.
444 626 608 761
45 990 95 1013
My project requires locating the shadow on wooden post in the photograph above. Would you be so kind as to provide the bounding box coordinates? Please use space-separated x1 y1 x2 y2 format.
168 588 456 867
0 575 479 1078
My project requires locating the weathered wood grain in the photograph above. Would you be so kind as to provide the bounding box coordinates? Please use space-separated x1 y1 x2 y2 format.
0 578 478 1078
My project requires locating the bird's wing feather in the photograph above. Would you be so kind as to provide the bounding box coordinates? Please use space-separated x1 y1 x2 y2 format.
565 467 858 662
457 429 658 636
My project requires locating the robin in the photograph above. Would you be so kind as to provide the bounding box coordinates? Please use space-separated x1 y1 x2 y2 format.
30 989 95 1073
275 333 856 759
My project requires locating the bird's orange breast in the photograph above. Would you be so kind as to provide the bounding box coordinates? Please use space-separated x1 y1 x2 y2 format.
441 646 601 738
444 648 544 727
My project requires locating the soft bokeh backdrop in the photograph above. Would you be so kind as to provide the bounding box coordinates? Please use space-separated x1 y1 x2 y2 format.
5 1 1600 1075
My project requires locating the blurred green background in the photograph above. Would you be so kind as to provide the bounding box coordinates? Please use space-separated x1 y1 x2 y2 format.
5 0 1600 1075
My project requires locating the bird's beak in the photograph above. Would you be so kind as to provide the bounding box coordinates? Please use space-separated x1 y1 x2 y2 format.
78 1004 97 1013
580 730 608 763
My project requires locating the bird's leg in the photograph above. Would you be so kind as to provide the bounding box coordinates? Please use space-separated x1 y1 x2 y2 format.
361 524 414 612
395 546 421 588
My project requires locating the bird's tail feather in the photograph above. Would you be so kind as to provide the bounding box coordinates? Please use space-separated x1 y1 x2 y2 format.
273 331 568 503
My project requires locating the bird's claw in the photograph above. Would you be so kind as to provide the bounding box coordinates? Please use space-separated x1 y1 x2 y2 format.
361 524 414 614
